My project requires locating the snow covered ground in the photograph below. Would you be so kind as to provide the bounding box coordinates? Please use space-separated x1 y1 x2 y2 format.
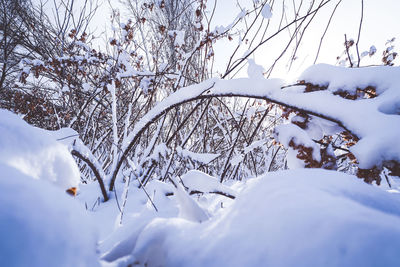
0 110 99 266
108 169 400 267
0 163 99 267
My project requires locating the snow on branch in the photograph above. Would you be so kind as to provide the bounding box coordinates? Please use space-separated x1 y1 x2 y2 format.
55 128 109 201
176 146 220 165
181 170 237 199
110 64 400 189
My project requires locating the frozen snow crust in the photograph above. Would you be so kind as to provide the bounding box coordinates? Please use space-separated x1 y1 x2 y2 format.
131 169 400 267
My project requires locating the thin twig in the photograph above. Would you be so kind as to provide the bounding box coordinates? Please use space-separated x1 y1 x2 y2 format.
71 149 109 201
356 0 364 67
314 0 342 64
344 34 354 67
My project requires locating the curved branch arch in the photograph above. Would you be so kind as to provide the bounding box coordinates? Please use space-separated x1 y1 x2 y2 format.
109 77 355 191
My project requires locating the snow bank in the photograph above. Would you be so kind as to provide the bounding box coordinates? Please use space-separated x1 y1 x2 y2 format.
170 175 209 223
0 109 80 189
0 163 99 267
130 169 400 267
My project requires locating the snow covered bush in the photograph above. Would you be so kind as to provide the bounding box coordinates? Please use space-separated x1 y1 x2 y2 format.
275 64 400 184
12 0 348 203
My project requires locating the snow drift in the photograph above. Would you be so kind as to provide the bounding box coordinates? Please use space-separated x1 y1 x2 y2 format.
129 169 400 267
0 109 80 189
0 109 99 266
0 163 99 267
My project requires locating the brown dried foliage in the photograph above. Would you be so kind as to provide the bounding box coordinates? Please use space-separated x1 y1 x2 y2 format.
357 167 381 185
289 139 321 168
279 82 396 184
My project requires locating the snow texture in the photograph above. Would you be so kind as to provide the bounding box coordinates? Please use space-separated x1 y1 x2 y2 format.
176 146 219 164
274 123 321 168
0 163 99 267
298 64 400 168
131 169 400 267
247 58 265 79
261 4 273 19
170 176 209 223
5 63 397 266
181 170 237 197
0 109 80 189
57 128 108 188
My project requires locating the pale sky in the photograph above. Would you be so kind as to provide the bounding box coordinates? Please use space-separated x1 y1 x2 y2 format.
40 0 400 80
209 0 400 80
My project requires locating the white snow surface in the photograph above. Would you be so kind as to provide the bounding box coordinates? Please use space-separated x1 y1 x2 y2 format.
247 58 265 79
274 123 322 169
130 169 400 267
170 175 209 223
298 64 400 168
261 3 273 19
0 109 80 189
0 163 99 267
181 170 237 197
176 146 219 164
4 63 400 267
299 63 398 95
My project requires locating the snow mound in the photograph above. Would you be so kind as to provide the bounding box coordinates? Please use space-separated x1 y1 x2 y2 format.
171 175 209 223
0 163 99 267
0 109 80 189
131 169 400 267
